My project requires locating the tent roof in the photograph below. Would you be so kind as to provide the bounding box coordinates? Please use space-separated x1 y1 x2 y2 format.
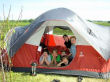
6 8 110 60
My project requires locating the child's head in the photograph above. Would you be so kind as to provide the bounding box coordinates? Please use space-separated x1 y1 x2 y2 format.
62 57 68 63
53 49 57 53
70 36 76 44
63 34 69 42
52 49 58 56
43 50 49 56
61 51 66 56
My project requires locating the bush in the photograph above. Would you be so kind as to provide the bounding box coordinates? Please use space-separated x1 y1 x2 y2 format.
108 21 110 23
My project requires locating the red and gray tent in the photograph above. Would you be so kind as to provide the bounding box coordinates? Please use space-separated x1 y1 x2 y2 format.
5 8 110 78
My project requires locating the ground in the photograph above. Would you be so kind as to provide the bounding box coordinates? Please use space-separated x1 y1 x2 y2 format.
0 71 110 82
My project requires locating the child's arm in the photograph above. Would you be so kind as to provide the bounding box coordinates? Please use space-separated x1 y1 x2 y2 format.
57 61 64 67
53 56 57 64
39 56 45 65
51 57 54 64
67 53 72 58
45 57 50 66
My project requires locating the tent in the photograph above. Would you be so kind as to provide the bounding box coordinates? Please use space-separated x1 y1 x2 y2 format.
5 8 110 78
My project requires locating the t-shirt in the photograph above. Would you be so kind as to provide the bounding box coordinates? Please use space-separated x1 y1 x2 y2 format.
39 55 51 63
64 40 71 49
70 44 76 58
50 54 61 63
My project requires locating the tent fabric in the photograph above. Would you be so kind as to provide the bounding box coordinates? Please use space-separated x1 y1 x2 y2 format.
11 35 106 72
6 8 110 60
10 34 110 78
26 20 90 47
25 25 46 46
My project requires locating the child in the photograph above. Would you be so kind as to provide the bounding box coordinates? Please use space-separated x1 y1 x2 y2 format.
39 50 51 66
63 34 71 49
68 36 76 62
57 57 69 67
50 49 61 65
60 50 67 59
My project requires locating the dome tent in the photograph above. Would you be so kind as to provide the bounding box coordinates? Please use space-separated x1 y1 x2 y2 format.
5 8 110 78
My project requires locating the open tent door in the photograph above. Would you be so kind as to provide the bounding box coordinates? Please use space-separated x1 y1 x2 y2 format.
36 20 106 71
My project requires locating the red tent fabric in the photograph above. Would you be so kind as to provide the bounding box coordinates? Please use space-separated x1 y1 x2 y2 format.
11 34 107 73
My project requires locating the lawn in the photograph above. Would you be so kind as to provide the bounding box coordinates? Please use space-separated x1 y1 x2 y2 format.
0 71 110 82
93 21 110 26
0 20 110 82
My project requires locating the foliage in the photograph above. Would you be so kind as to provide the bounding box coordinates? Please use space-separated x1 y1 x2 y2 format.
108 21 110 23
93 21 110 26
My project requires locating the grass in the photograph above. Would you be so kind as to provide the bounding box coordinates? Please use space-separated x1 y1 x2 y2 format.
53 28 73 35
0 72 77 82
0 20 110 82
0 71 110 82
93 21 110 26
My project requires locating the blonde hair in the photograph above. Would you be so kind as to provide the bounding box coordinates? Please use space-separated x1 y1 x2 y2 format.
53 49 57 53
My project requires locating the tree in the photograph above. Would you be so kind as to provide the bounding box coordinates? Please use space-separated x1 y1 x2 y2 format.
28 19 34 23
108 21 110 23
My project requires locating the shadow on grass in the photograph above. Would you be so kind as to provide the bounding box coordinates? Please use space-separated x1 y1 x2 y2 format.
20 72 76 77
39 73 79 77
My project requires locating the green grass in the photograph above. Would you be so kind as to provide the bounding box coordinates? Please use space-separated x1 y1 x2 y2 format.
93 21 110 26
53 28 73 35
0 71 110 82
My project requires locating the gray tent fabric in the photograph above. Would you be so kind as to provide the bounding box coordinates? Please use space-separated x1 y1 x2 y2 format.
10 26 27 47
5 8 110 60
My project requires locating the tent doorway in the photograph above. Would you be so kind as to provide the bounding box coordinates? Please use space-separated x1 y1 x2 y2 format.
39 25 74 67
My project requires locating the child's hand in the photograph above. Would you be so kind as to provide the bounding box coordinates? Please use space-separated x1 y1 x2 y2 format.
57 63 60 67
53 55 55 58
44 56 46 59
